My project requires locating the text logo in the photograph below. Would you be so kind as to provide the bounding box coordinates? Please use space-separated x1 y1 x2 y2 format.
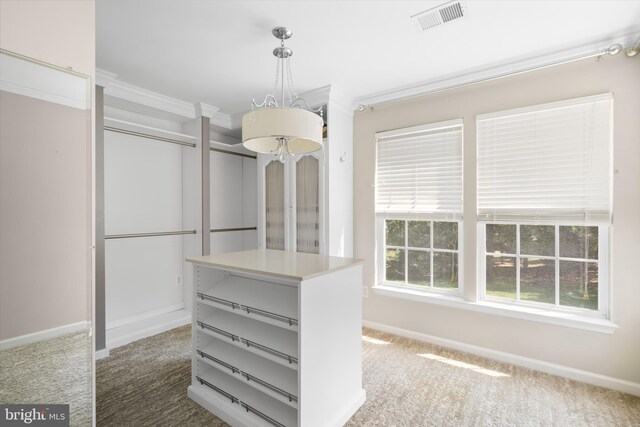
0 405 69 426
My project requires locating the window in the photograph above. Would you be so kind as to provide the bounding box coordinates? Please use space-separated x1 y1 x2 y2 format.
384 220 459 290
375 119 463 292
477 94 612 315
482 224 605 311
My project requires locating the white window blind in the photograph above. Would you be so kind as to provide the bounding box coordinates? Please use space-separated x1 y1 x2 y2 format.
477 93 612 223
376 119 463 219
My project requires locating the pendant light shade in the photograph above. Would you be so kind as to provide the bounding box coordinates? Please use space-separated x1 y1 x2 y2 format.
242 107 323 154
242 27 324 161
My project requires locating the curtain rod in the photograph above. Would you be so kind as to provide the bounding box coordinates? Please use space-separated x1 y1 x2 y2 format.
357 42 630 111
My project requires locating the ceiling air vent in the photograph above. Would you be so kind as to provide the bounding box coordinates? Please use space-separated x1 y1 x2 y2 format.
411 1 465 32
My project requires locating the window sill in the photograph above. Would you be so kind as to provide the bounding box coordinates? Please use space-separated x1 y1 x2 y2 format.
373 285 618 334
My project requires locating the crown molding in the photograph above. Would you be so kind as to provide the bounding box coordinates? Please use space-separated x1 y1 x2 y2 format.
195 102 219 118
230 111 244 129
210 111 233 128
300 85 331 109
354 31 639 109
328 86 353 114
198 102 232 128
96 68 118 87
96 68 337 130
106 79 196 119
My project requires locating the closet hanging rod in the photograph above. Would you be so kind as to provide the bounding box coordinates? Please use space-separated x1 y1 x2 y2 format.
210 227 257 233
105 230 196 240
210 147 257 159
104 126 197 148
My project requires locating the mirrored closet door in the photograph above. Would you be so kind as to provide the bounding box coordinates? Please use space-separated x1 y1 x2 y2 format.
0 50 93 425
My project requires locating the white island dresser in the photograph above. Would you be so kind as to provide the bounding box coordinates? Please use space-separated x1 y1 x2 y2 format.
186 249 365 427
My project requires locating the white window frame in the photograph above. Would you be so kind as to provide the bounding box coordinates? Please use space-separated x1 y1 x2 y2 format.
470 93 613 328
374 118 464 294
477 222 609 319
372 95 617 334
376 216 463 295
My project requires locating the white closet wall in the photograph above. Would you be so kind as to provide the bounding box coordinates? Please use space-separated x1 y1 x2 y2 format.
242 157 258 249
210 150 258 253
104 131 184 325
104 131 258 335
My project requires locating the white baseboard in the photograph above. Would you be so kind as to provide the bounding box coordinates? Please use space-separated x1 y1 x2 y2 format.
329 389 366 427
95 348 110 360
0 321 89 351
106 302 185 330
106 309 191 350
363 320 640 397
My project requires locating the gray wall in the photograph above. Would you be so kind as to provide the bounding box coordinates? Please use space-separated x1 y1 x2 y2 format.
353 54 640 383
0 90 91 339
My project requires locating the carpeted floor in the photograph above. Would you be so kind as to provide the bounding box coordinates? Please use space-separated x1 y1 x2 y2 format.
96 325 640 427
0 331 93 427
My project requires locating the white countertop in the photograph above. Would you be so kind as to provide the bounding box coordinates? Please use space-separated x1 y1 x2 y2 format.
186 249 363 281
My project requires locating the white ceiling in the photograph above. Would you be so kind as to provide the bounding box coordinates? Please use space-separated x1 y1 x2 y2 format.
97 1 640 116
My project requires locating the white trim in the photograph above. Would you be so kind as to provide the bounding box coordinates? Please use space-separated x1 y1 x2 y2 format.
95 348 110 360
187 385 250 426
477 223 610 319
106 308 191 349
106 302 185 330
364 320 639 397
104 116 196 142
102 76 198 119
299 84 331 109
0 321 89 350
373 285 617 334
96 68 118 87
328 86 354 113
195 103 233 129
229 111 244 130
1 51 90 110
195 102 219 119
210 111 233 129
324 389 366 427
354 32 636 109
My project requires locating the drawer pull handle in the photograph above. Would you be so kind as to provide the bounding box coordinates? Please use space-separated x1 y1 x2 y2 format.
196 376 238 404
242 372 298 403
197 321 239 342
197 292 298 327
240 338 298 365
196 350 239 374
240 402 286 427
197 292 240 310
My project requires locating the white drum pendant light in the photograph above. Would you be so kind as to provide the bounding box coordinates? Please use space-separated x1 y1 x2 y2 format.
242 27 323 162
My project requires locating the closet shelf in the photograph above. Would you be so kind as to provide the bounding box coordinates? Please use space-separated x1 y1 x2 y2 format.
196 309 298 367
195 367 297 427
197 292 298 329
196 337 298 407
198 274 298 330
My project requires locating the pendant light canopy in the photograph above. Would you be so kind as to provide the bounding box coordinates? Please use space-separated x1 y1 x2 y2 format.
242 27 323 162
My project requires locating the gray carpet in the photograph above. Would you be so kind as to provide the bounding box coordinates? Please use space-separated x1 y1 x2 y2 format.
0 331 93 427
96 325 640 426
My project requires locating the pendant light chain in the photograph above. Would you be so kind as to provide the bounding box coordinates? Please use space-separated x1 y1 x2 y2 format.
242 27 324 159
286 57 299 107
